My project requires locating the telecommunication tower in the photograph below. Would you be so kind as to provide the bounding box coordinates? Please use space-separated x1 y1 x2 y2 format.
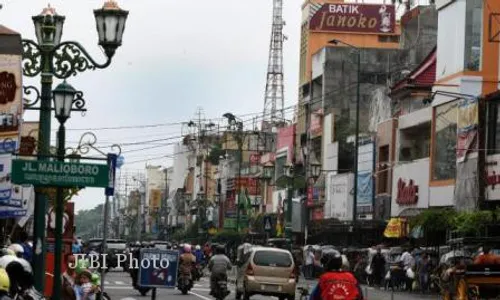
262 0 286 131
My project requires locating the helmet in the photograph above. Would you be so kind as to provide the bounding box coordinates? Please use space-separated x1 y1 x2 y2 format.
0 268 9 293
74 259 90 274
17 258 32 274
195 245 201 250
184 244 192 253
0 255 18 269
7 258 33 290
8 244 23 257
215 245 225 255
321 250 343 272
91 273 100 286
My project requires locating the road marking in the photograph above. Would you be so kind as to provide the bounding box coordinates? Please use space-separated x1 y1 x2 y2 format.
192 288 210 292
104 286 133 290
104 281 110 285
189 291 212 300
120 298 136 300
115 281 126 285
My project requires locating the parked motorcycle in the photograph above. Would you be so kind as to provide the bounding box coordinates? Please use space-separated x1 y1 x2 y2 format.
177 274 193 295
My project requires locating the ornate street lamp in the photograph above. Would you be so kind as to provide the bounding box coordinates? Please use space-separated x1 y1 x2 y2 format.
51 80 78 300
94 0 129 58
310 160 322 180
24 2 129 291
283 162 294 246
52 81 76 123
262 162 274 181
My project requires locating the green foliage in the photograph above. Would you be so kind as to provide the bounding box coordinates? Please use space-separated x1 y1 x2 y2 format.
452 210 495 236
208 144 225 165
75 204 104 240
410 208 456 231
212 230 244 246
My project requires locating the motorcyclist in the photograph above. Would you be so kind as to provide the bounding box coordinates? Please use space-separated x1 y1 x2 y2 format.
7 244 23 259
178 244 196 283
194 245 204 266
5 258 44 300
208 245 231 297
130 242 150 296
0 268 12 300
310 251 363 300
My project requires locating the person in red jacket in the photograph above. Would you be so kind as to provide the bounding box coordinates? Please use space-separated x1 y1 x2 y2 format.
310 251 364 300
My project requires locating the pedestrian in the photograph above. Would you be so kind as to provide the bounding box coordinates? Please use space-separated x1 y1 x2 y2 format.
304 246 315 279
62 254 77 300
17 231 32 262
371 247 386 287
417 253 430 293
72 238 81 254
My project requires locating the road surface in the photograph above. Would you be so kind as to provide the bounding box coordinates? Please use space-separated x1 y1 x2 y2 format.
101 269 440 300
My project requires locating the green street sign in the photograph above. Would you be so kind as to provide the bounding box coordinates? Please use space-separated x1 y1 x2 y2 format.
11 159 109 188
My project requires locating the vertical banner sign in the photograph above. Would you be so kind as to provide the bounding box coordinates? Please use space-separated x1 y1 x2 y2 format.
456 98 478 162
105 153 117 196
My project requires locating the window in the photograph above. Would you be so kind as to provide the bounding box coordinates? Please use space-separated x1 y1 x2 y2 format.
275 154 286 180
398 122 431 162
107 243 127 250
432 101 458 181
464 0 483 71
253 251 292 267
487 101 500 154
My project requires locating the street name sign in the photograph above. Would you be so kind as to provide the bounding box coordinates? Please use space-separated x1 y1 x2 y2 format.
11 159 109 188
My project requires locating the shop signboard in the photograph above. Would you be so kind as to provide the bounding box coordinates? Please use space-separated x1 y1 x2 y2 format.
325 173 353 221
391 158 429 216
309 3 395 34
138 248 179 289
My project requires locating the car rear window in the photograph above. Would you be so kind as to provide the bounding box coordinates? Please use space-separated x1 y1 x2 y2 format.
108 243 127 250
253 251 292 267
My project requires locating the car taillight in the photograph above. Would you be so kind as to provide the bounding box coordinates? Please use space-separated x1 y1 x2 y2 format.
246 264 254 275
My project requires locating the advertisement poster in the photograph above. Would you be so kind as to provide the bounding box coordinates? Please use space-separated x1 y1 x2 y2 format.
0 152 29 219
309 3 395 34
456 97 478 162
139 248 179 288
357 171 373 206
0 54 22 135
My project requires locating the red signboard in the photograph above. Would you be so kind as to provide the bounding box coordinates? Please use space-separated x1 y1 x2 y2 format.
396 178 419 205
307 186 313 206
486 171 500 189
236 177 261 196
277 125 295 162
309 3 396 34
0 72 16 105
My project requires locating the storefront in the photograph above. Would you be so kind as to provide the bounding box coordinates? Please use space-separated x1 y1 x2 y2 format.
391 158 430 217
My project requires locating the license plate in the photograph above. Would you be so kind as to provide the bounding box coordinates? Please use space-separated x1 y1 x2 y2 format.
261 284 281 291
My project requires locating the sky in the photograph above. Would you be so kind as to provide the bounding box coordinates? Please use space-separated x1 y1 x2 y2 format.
0 0 304 211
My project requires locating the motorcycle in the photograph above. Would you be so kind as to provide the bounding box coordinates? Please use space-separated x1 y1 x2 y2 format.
193 264 203 281
211 278 229 300
177 274 193 295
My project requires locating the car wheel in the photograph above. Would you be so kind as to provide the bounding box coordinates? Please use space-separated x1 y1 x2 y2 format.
287 294 295 300
242 285 250 300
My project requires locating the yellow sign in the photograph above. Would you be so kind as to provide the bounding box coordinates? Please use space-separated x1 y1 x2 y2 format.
384 218 408 238
149 189 161 208
208 227 217 236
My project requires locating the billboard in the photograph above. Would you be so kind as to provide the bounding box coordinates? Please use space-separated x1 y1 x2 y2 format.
309 3 396 34
325 173 353 221
276 125 295 163
149 188 162 208
0 54 22 135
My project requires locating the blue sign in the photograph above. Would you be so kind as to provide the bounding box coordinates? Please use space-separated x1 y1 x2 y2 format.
138 248 179 289
357 171 373 206
0 140 16 154
105 154 117 196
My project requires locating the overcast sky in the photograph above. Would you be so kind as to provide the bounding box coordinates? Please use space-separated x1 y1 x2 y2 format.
0 0 305 211
1 0 403 212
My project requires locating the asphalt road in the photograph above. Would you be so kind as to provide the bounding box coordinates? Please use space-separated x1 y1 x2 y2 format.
101 269 440 300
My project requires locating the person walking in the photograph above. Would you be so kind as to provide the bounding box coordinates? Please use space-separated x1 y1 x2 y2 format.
304 246 315 279
371 247 386 287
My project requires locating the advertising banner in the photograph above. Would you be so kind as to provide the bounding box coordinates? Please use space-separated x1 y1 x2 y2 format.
309 3 396 34
309 109 323 138
0 54 22 136
138 248 179 288
149 189 162 208
325 173 353 221
456 97 478 162
357 171 373 206
384 217 409 238
276 125 295 163
0 153 29 219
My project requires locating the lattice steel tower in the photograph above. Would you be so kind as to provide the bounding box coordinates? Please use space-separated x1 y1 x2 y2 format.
262 0 286 131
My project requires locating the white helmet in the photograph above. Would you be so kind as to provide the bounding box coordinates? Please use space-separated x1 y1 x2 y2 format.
184 244 192 253
8 244 24 257
195 245 201 250
0 255 18 268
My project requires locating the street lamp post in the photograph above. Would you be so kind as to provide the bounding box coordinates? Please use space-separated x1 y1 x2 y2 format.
284 163 294 248
23 1 128 290
52 81 78 300
329 39 360 223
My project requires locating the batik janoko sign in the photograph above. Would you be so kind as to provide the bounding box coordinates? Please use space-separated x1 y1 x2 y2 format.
309 3 395 34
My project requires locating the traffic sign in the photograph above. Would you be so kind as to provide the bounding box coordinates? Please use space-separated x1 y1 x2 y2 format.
11 159 109 188
264 215 272 232
138 248 179 289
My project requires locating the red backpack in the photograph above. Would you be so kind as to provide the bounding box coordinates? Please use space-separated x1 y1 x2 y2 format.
318 271 362 300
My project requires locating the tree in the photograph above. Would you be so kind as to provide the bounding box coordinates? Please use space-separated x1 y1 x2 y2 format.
75 204 104 240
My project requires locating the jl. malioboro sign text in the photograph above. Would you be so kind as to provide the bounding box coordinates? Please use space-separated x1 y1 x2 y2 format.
309 3 395 34
11 159 109 188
